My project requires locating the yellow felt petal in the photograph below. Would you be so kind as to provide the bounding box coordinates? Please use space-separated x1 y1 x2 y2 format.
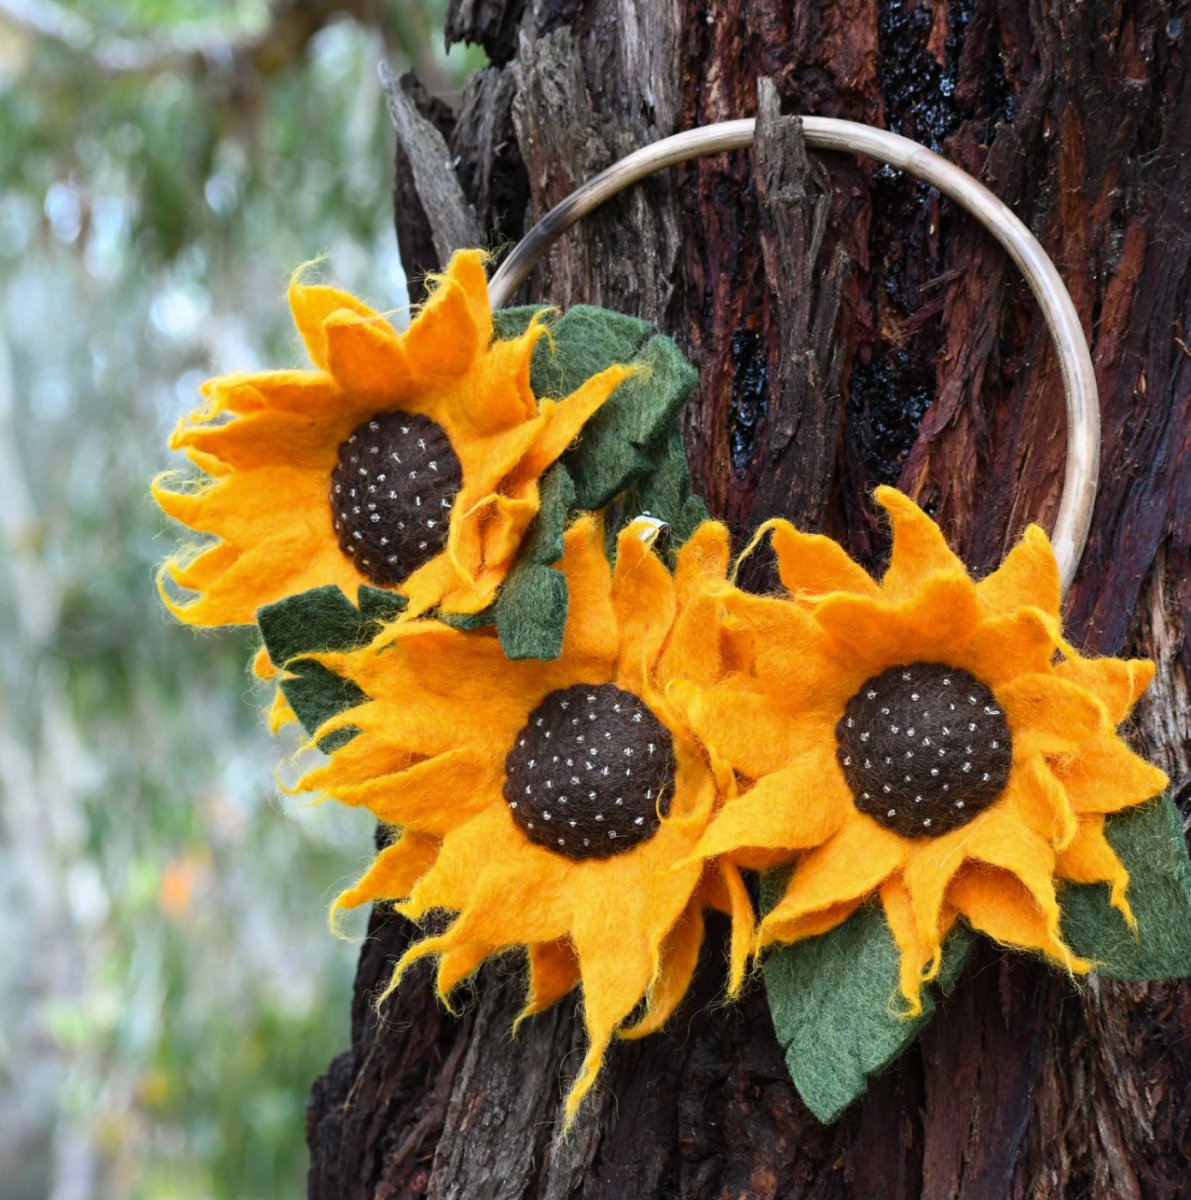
563 848 702 1124
815 573 981 670
436 941 493 1000
658 586 725 688
618 901 704 1040
876 486 967 600
400 809 575 936
1048 736 1168 815
694 753 850 868
1056 815 1134 924
165 539 240 595
288 272 382 371
709 860 756 995
998 673 1109 755
378 929 458 1007
171 407 346 472
336 625 578 746
949 863 1093 975
161 530 365 628
675 522 732 596
769 520 879 600
440 327 542 435
323 310 415 406
534 800 709 1116
403 271 483 386
454 411 548 489
299 732 417 793
977 525 1060 619
962 607 1061 687
513 364 634 483
398 550 475 619
1006 753 1078 849
1053 655 1155 725
612 524 677 692
903 805 1058 958
900 825 976 953
476 493 541 574
324 748 500 836
153 462 327 541
721 591 842 699
667 679 822 780
964 809 1060 903
191 372 268 418
252 643 277 680
332 830 440 911
266 686 298 735
246 373 349 421
879 874 941 1014
763 897 864 942
520 938 581 1020
760 815 905 945
441 248 494 346
558 517 619 667
658 523 733 688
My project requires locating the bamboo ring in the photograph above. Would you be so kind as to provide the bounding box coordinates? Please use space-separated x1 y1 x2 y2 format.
488 117 1099 596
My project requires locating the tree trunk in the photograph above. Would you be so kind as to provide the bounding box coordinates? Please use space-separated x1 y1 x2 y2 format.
308 2 1191 1196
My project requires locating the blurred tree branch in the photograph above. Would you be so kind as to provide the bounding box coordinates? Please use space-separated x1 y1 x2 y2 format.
0 0 368 76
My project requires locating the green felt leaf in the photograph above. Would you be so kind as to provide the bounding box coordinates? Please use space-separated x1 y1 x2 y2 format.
1061 793 1191 979
491 304 549 342
257 585 406 665
498 301 703 548
257 584 404 742
279 661 366 751
494 464 576 661
495 562 569 661
529 304 650 400
618 426 710 554
561 331 699 512
760 872 973 1124
520 462 577 567
436 607 495 632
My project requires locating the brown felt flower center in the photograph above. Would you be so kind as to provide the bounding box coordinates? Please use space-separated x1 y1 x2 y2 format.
503 683 676 860
835 663 1012 838
330 412 462 587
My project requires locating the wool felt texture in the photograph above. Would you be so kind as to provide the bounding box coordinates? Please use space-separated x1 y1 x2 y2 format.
299 515 754 1126
837 663 1014 838
760 794 1191 1123
558 323 699 514
1061 793 1191 978
498 302 700 514
615 426 710 555
153 250 631 629
490 304 701 659
329 411 462 585
257 583 405 743
492 463 576 661
689 486 1169 1017
502 682 678 858
761 870 974 1123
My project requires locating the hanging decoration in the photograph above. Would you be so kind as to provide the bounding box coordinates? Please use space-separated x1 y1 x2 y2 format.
154 114 1191 1130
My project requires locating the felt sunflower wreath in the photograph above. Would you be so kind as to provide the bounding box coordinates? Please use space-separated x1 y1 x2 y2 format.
155 246 1191 1132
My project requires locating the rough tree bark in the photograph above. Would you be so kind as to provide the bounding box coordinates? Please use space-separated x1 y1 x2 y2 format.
309 3 1191 1197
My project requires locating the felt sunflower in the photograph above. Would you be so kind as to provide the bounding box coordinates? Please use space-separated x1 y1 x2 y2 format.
298 515 753 1123
688 486 1167 1012
153 250 633 626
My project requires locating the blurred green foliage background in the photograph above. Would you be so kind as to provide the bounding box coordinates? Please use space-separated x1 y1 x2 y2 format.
0 2 479 1195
